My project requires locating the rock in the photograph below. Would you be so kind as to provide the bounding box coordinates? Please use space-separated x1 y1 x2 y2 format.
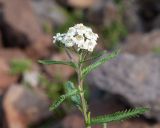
23 70 39 88
123 0 143 32
61 114 85 128
85 0 106 25
123 30 160 54
43 52 75 81
3 85 51 128
0 49 27 94
31 0 67 27
103 0 119 27
58 0 94 9
110 120 152 128
0 0 42 46
87 53 160 120
137 0 160 31
0 95 3 127
86 0 122 25
0 32 2 48
58 113 155 128
26 35 52 59
153 15 160 29
68 0 94 8
0 0 51 58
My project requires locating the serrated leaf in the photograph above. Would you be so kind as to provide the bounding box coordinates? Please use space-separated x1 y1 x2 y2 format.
82 50 119 78
49 89 79 111
65 81 81 107
49 95 65 111
38 60 77 68
80 51 107 63
89 107 149 126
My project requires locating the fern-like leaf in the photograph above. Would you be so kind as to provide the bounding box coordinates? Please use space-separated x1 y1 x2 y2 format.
49 89 79 111
65 81 81 107
82 50 119 78
80 51 107 63
38 60 78 68
89 107 149 126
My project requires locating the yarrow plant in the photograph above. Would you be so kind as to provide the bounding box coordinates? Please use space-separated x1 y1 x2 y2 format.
39 23 149 128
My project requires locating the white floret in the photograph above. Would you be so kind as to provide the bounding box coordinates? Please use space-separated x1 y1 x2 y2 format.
85 39 97 52
53 23 98 52
67 27 76 36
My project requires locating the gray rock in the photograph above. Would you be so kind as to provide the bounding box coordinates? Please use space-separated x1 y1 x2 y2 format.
123 0 143 32
123 30 160 54
87 53 160 120
31 0 67 26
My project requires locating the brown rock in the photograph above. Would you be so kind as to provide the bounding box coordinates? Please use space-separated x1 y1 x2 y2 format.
60 113 153 128
86 0 120 25
0 49 26 94
110 120 150 128
103 1 119 26
89 95 154 128
68 0 94 8
0 0 43 44
62 114 85 128
58 0 94 9
3 85 51 128
0 32 2 48
26 34 52 59
31 0 68 27
123 0 143 32
0 0 51 58
123 30 160 54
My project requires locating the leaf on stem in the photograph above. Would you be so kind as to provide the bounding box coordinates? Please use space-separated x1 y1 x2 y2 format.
82 50 119 78
49 89 79 111
89 107 149 126
65 81 81 107
38 60 78 68
80 51 107 63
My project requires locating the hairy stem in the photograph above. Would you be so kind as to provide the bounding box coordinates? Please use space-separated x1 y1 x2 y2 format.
78 54 90 128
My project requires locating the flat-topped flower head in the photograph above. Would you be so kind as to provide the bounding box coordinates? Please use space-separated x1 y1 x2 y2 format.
53 23 99 52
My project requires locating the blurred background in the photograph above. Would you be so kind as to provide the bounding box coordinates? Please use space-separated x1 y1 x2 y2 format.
0 0 160 128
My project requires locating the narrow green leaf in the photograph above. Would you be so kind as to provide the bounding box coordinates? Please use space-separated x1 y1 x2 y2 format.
49 89 79 111
80 51 107 63
89 107 149 126
65 81 81 107
82 50 119 78
38 60 77 68
49 95 65 111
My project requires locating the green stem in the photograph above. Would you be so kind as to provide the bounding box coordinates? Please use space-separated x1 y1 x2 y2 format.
78 54 90 128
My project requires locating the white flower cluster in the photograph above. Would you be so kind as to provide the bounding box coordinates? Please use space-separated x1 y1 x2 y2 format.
53 24 98 52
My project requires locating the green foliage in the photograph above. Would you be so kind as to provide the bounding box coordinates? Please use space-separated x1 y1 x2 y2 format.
152 47 160 54
38 60 78 68
42 21 53 34
82 50 119 78
49 88 79 111
39 75 64 101
56 10 84 33
102 0 128 49
89 107 149 126
80 51 107 63
103 21 128 49
65 81 81 108
49 94 66 111
10 59 32 74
